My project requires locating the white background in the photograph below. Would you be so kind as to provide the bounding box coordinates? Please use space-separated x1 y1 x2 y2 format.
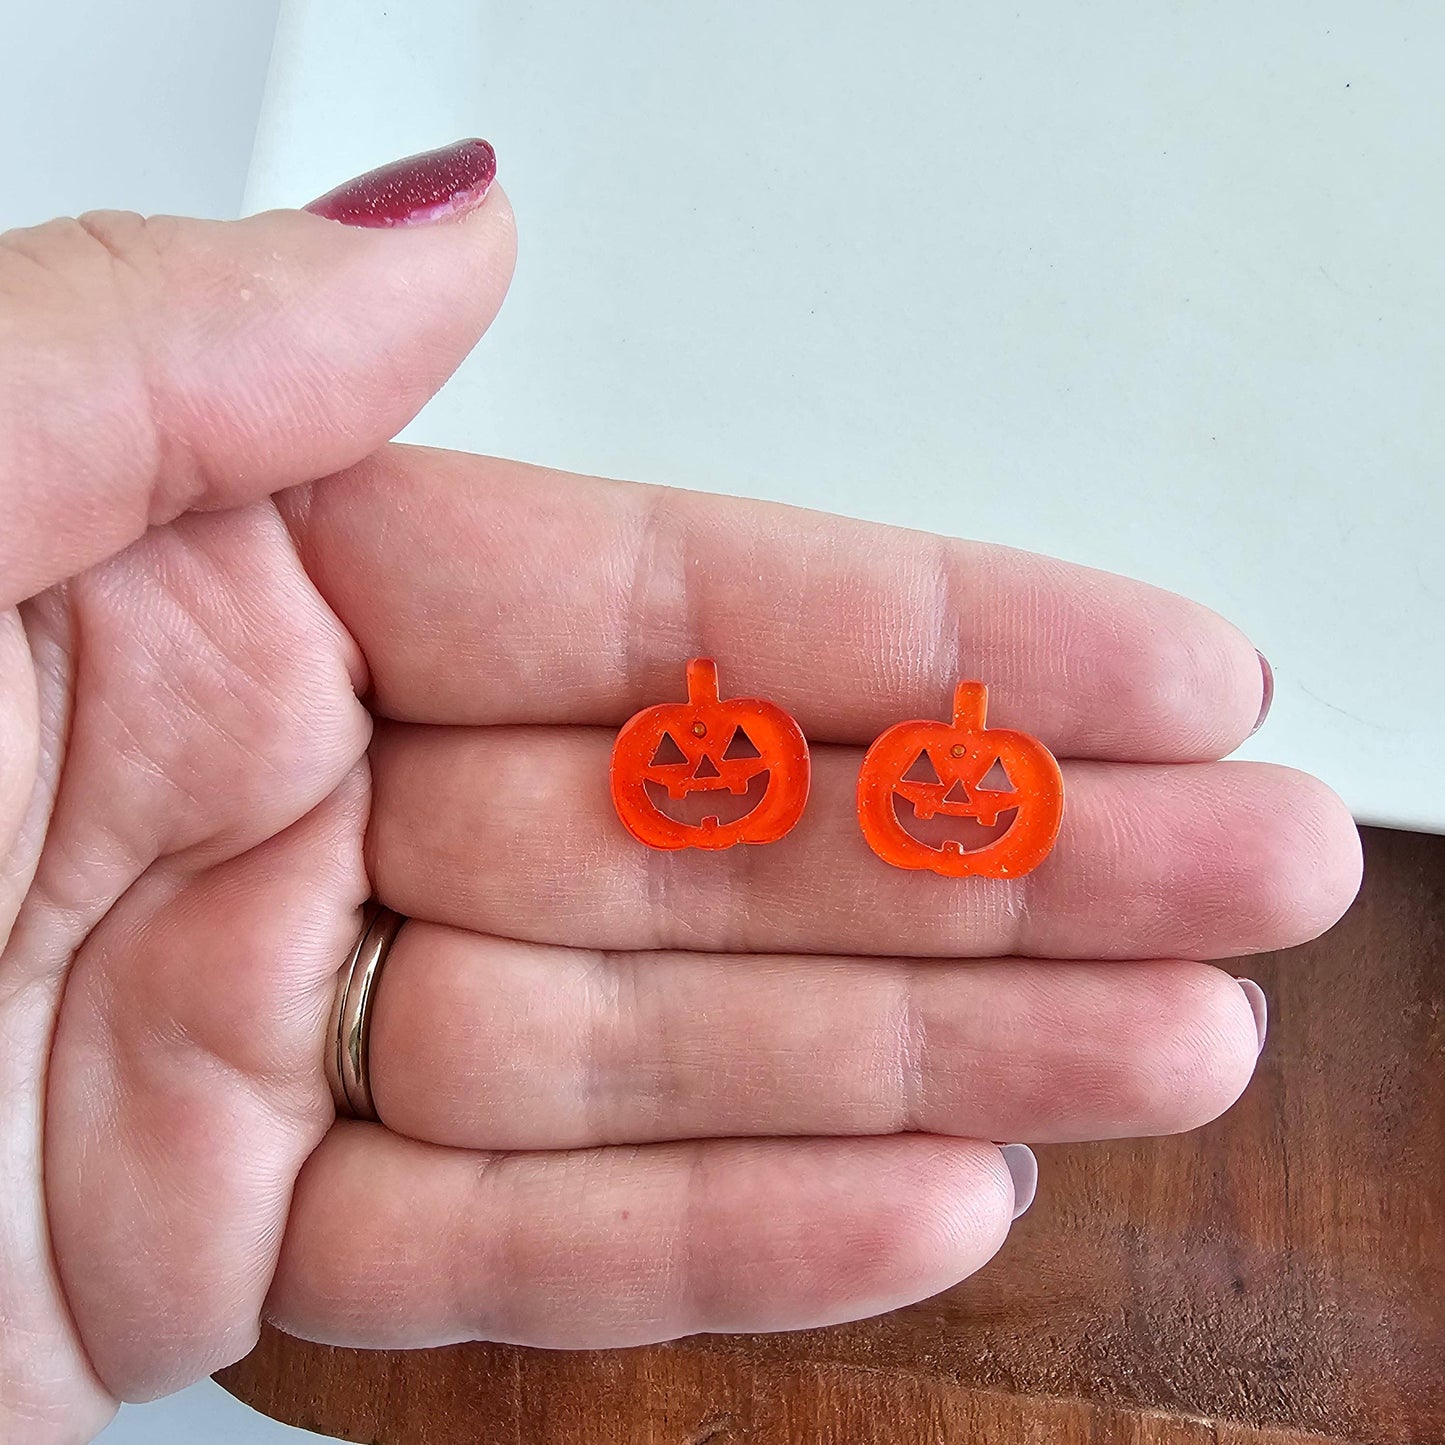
251 0 1445 833
2 2 1441 1442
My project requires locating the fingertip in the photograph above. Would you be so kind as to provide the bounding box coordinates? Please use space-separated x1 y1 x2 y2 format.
1134 602 1268 760
844 1138 1018 1313
1040 569 1274 760
194 188 518 477
1228 765 1363 951
1139 964 1266 1133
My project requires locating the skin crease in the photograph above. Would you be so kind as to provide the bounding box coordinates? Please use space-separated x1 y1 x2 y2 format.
0 159 1362 1442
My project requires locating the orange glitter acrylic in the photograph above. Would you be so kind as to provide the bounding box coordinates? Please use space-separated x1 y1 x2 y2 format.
610 658 810 851
857 681 1063 878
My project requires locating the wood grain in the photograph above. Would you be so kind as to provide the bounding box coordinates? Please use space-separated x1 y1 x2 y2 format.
217 826 1445 1444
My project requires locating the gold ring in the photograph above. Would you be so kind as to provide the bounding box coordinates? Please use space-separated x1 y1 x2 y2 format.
326 904 405 1121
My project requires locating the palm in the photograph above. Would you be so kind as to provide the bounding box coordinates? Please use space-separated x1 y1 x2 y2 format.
8 494 366 1415
0 175 1361 1441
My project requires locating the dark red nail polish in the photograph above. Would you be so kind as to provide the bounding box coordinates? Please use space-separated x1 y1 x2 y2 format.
1249 650 1274 736
304 139 497 228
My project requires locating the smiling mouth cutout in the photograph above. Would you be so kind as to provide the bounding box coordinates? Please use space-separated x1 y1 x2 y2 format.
644 768 772 828
891 789 1020 854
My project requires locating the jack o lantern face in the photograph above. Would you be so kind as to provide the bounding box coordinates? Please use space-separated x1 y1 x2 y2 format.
611 658 810 850
857 682 1063 878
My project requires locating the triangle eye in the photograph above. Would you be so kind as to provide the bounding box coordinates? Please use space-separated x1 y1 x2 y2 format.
978 757 1014 791
649 732 688 766
722 726 763 760
902 750 943 784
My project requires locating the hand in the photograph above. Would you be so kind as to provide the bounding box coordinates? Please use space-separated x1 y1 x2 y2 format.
0 142 1361 1442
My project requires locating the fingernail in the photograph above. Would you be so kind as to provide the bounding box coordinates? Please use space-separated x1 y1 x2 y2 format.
1235 977 1269 1053
1248 651 1274 736
1000 1143 1038 1220
304 139 497 228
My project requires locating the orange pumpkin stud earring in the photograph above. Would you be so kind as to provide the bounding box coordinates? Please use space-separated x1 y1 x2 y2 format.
857 681 1063 878
610 658 810 851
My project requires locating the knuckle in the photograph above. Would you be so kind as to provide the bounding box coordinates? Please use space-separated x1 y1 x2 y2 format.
0 210 174 293
72 209 177 281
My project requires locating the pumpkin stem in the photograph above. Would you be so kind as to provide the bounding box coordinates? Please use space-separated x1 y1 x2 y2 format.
686 657 721 704
952 680 988 728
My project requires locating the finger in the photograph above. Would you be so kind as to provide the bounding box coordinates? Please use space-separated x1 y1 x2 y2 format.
283 444 1265 760
368 724 1362 959
268 1123 1019 1349
0 140 515 605
369 923 1261 1151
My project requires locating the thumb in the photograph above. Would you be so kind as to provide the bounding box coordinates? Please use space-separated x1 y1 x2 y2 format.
0 138 514 608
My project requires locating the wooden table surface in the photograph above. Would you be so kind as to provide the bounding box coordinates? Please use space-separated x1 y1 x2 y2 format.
217 826 1445 1443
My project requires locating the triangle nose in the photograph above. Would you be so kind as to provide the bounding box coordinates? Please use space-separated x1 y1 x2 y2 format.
942 779 971 804
693 754 721 779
